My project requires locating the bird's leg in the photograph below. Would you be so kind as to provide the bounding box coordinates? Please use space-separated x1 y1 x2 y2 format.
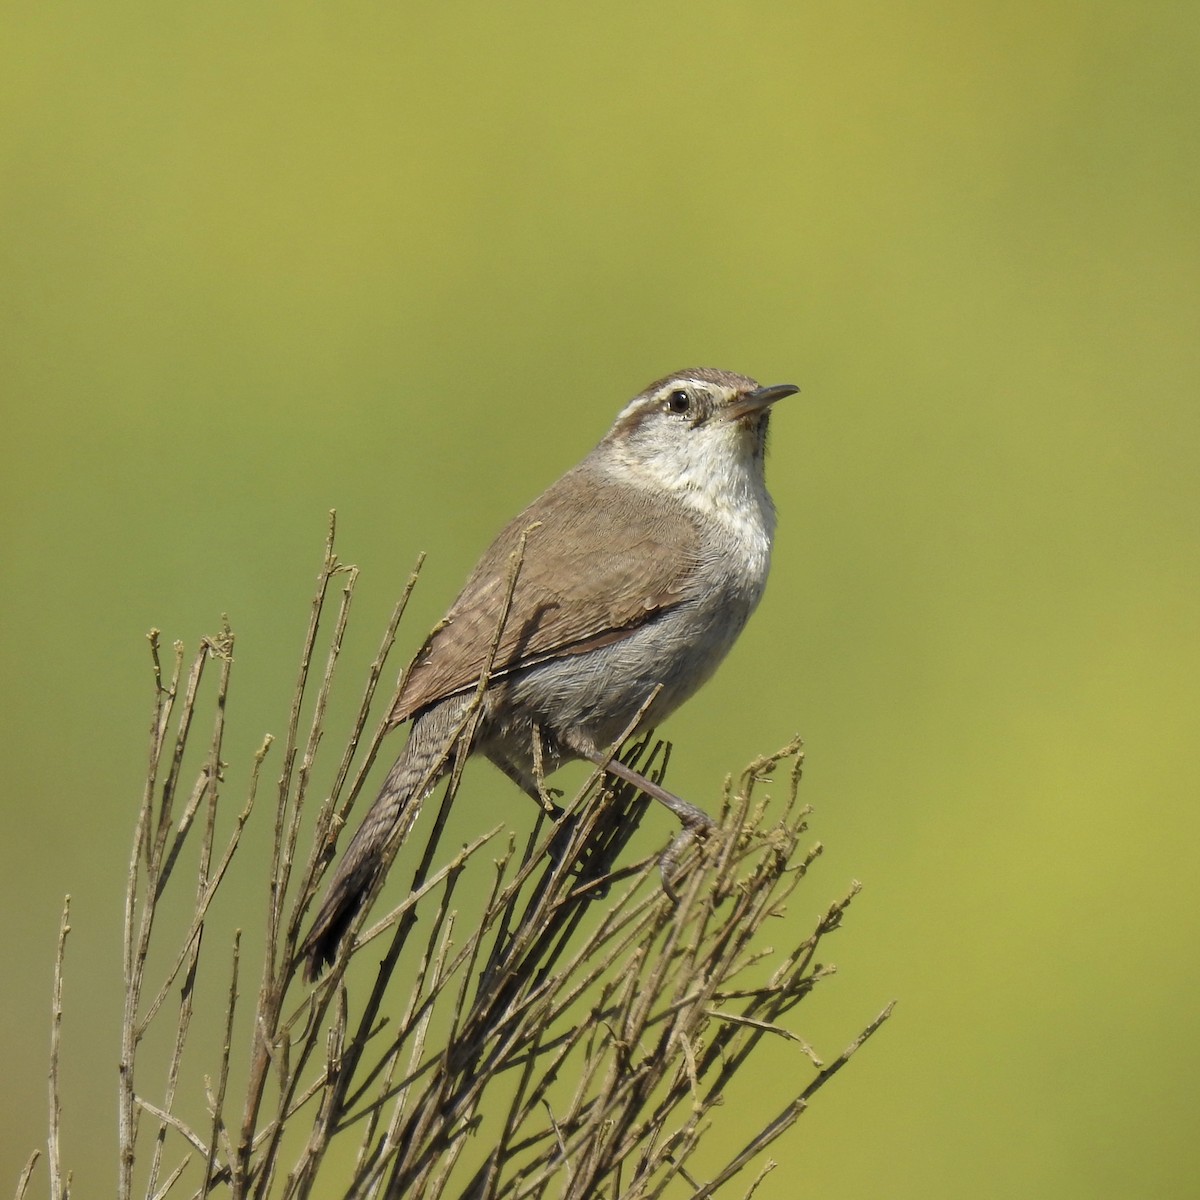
490 738 565 821
530 724 566 819
579 748 715 834
574 748 715 900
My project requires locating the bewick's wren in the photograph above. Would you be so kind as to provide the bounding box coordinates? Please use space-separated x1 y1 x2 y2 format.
301 367 797 978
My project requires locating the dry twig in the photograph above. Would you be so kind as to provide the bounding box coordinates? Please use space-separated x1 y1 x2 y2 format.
25 518 891 1200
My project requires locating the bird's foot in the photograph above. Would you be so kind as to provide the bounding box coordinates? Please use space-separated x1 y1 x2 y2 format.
535 785 565 819
658 810 716 902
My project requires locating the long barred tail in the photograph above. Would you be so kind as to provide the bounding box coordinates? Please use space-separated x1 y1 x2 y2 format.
300 699 467 979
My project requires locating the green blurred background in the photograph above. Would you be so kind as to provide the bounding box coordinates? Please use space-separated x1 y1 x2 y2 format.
3 2 1198 1196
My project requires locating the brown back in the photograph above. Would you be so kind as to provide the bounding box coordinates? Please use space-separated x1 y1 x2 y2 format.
389 466 701 724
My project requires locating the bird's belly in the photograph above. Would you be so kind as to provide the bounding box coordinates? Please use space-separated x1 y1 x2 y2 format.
491 587 760 755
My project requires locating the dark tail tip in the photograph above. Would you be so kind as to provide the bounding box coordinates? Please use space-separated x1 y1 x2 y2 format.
300 884 366 982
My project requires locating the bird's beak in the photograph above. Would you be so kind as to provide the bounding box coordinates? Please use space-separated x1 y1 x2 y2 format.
720 382 800 423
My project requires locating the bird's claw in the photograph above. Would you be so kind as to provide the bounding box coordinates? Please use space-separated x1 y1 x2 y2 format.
658 813 716 902
537 786 566 819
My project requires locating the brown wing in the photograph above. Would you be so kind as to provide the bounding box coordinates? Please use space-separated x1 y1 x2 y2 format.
389 465 700 725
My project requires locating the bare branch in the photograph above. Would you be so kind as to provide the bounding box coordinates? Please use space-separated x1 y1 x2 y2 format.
14 1150 41 1200
48 897 70 1200
44 520 889 1200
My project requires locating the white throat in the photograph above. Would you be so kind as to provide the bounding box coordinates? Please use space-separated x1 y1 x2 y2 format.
608 432 777 581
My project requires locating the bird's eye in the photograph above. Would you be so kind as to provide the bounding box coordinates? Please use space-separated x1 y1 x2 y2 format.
666 388 691 415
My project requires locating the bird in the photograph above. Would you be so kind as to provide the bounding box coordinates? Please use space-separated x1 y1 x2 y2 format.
300 367 797 978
